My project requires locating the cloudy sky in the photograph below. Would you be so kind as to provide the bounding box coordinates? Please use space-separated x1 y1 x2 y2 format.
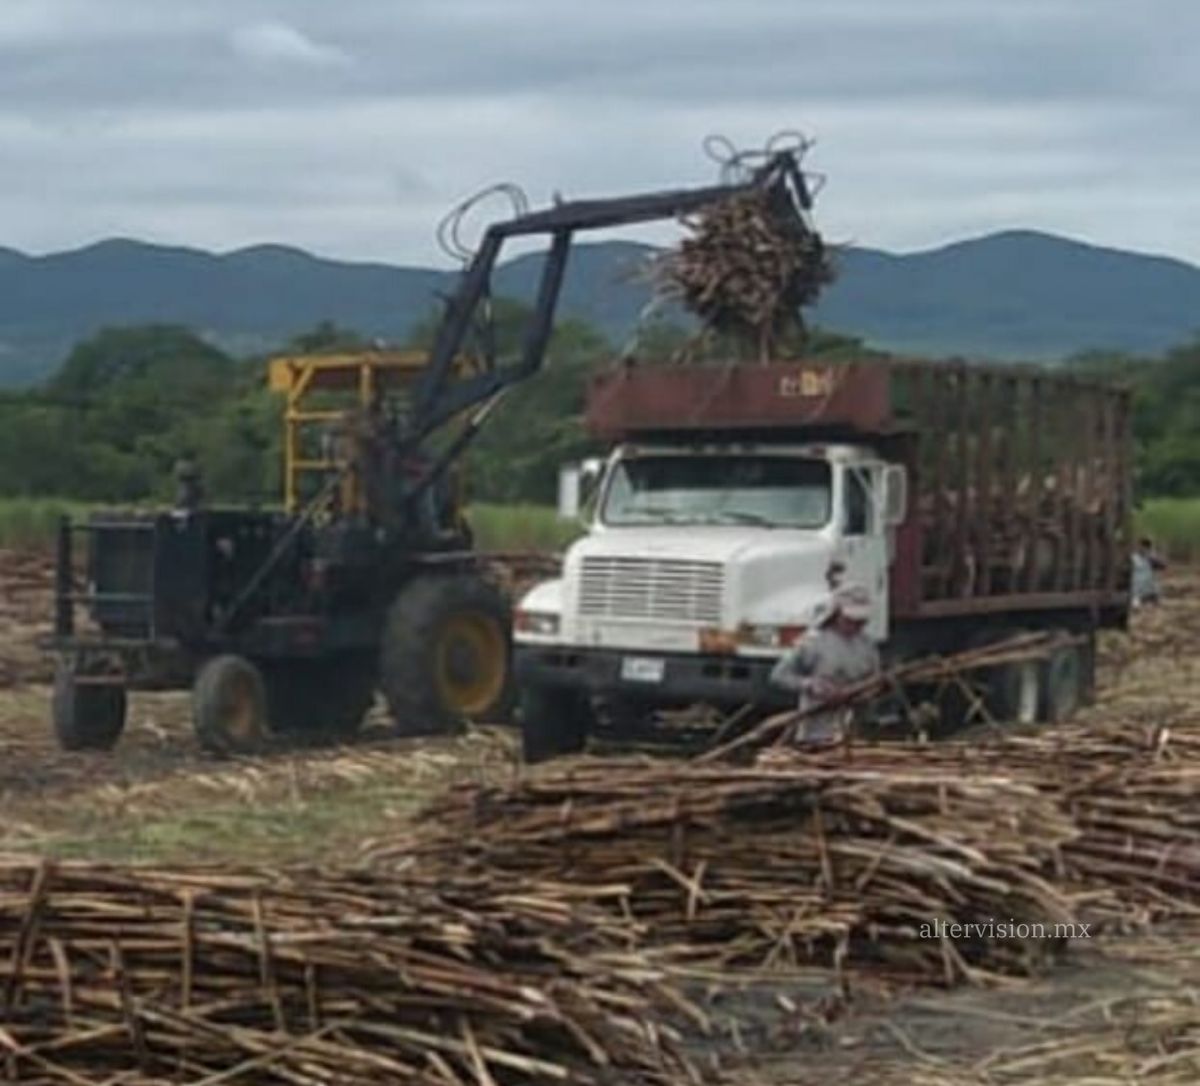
1 0 1197 266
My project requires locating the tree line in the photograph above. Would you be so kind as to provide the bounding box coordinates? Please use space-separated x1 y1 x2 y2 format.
0 311 1195 507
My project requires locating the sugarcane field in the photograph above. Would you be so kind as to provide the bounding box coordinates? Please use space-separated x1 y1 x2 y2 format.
2 9 1200 1083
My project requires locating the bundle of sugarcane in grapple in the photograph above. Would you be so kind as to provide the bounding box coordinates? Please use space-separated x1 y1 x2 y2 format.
653 184 834 354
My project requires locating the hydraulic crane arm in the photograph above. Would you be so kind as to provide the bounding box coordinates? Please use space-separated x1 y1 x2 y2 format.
408 149 814 445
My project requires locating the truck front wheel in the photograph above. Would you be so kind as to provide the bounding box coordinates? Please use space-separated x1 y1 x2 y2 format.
380 575 513 736
520 684 593 763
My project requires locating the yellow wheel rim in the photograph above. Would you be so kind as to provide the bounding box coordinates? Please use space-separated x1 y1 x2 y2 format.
435 612 507 717
222 670 265 745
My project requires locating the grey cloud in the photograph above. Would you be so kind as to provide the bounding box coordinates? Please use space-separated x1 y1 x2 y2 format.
0 0 1196 266
0 1 1184 113
229 21 351 68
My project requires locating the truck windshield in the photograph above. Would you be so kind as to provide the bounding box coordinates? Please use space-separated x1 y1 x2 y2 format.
601 455 832 528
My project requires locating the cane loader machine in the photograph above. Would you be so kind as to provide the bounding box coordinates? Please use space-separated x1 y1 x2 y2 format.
44 149 819 753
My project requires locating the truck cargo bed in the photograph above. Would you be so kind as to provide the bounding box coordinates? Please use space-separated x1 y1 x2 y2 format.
586 359 1132 621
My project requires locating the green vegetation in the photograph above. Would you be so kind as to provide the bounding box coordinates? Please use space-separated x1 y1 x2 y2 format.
1067 340 1200 498
1135 499 1200 563
0 314 1194 550
0 497 583 553
0 498 94 549
0 325 280 503
468 503 583 552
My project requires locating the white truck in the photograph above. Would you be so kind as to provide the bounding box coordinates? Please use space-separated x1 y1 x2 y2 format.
513 360 1132 761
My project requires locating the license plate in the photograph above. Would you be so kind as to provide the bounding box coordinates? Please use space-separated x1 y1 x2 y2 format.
620 656 665 683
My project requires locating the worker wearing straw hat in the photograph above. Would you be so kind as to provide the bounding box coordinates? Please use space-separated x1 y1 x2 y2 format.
769 583 881 744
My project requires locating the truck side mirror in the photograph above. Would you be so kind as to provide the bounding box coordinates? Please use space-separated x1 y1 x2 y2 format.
883 465 908 526
557 465 582 521
557 458 605 522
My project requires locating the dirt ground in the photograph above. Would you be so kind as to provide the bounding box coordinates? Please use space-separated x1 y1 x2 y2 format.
2 551 1198 1082
0 548 523 862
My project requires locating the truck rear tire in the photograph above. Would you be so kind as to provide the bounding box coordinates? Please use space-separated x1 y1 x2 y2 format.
52 664 126 752
987 658 1041 726
265 656 376 740
965 627 1041 727
1040 642 1083 723
193 655 270 756
520 684 592 764
380 575 513 737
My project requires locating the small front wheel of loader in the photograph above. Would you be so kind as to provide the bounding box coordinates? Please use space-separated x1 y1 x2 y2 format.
52 662 127 752
520 683 592 764
192 655 270 756
265 655 377 741
380 575 513 736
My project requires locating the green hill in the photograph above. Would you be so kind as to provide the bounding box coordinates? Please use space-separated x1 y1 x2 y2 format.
1 230 1198 382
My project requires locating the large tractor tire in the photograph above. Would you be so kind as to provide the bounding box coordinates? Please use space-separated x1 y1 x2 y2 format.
520 683 593 764
264 655 377 741
52 663 127 752
192 655 270 756
380 575 513 736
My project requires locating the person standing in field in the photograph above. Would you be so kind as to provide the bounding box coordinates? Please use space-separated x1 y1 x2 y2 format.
769 583 881 744
1131 537 1167 607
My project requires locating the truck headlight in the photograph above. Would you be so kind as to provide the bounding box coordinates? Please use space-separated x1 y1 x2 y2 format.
737 624 806 649
515 609 560 636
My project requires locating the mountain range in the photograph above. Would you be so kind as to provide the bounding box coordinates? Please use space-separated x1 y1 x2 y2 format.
1 229 1198 384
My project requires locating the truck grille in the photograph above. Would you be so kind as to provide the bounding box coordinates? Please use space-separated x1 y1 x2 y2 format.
578 557 724 624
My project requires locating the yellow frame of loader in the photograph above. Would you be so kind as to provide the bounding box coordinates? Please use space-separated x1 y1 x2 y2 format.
268 351 472 517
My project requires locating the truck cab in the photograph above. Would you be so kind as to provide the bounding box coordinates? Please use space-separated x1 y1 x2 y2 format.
514 437 906 759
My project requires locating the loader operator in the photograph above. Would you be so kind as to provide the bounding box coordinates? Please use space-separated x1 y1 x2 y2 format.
173 454 204 513
768 584 881 744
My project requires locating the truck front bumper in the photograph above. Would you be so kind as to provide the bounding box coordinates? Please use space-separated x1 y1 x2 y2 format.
514 644 793 710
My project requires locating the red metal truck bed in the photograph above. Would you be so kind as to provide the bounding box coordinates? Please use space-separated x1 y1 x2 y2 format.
587 361 893 438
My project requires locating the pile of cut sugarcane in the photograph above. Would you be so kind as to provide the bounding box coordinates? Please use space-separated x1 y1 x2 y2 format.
5 732 1200 1082
382 687 1200 982
398 762 1083 984
654 190 833 353
0 860 695 1085
785 720 1200 926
